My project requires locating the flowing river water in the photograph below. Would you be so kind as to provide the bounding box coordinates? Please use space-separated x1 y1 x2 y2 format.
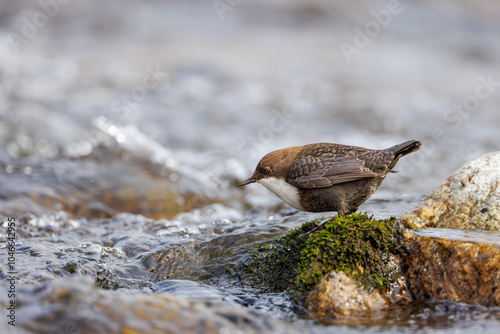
1 1 500 333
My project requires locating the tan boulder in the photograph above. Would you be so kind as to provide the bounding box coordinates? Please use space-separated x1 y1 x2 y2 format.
402 151 500 231
304 271 388 320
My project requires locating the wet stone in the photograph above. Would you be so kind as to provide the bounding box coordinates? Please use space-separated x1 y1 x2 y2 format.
237 213 414 320
304 271 388 320
302 228 500 321
403 229 500 306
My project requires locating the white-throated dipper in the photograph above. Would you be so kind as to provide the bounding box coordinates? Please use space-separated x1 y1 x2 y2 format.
239 140 421 215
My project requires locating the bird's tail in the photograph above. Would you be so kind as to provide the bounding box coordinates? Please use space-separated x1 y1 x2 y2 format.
386 140 421 172
389 139 421 158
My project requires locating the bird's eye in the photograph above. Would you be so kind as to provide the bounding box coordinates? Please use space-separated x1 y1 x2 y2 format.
263 167 271 175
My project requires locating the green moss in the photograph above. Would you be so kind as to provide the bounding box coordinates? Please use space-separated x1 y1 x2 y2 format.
238 220 316 292
239 213 407 304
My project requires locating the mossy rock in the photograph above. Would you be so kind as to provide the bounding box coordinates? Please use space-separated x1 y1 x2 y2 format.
239 213 407 304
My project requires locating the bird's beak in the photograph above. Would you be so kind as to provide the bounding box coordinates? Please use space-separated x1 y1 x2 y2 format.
238 177 256 186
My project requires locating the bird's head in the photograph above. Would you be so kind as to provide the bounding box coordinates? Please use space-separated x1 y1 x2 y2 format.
238 146 300 186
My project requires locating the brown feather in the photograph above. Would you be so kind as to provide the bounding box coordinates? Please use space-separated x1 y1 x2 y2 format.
286 154 380 189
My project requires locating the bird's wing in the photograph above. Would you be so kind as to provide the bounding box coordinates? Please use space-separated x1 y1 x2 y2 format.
286 153 380 189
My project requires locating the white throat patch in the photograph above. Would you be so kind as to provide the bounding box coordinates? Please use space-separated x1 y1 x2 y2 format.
258 177 305 211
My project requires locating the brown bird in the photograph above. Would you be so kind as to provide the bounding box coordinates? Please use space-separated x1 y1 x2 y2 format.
239 140 421 216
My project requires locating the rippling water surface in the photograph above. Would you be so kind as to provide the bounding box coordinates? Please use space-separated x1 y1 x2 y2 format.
1 0 500 333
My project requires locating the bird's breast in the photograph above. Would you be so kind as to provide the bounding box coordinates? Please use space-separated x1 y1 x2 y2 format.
258 177 305 211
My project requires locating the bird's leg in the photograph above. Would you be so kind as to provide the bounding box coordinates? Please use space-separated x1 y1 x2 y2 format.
305 215 336 236
304 206 360 236
340 207 358 216
305 207 356 236
305 221 327 236
299 220 327 237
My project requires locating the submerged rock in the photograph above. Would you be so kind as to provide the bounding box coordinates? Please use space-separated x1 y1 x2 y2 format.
401 151 500 231
12 276 301 334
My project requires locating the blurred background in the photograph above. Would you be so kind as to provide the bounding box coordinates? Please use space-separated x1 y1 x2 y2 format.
0 0 499 218
1 1 500 333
